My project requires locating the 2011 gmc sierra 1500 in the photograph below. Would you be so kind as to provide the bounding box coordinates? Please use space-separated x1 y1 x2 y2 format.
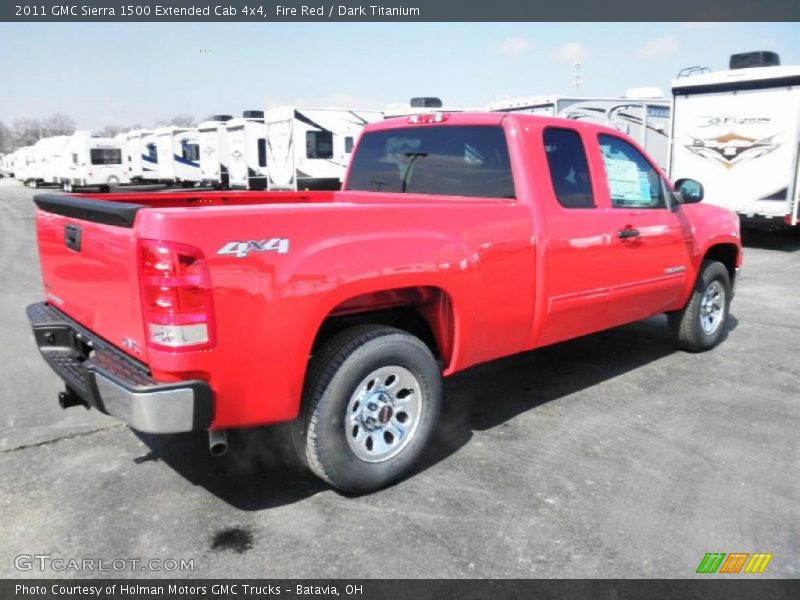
26 112 742 493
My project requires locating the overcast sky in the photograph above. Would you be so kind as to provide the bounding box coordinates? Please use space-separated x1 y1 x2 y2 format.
1 22 799 131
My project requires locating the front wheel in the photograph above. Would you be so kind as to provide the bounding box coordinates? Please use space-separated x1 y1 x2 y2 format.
296 325 441 494
668 260 732 352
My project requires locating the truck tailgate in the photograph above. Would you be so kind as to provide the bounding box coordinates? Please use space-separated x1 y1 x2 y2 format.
34 194 149 362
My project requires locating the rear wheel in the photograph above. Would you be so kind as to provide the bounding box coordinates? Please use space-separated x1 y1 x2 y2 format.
668 260 731 352
295 325 441 494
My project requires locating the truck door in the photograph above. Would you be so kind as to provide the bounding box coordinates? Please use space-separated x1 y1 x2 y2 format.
536 126 615 347
597 133 692 326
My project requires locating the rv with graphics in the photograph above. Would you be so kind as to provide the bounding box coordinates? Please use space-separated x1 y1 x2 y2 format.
56 132 129 192
669 52 800 227
154 127 201 186
265 107 383 190
198 115 233 188
126 129 157 182
487 90 671 168
140 132 160 182
227 111 268 190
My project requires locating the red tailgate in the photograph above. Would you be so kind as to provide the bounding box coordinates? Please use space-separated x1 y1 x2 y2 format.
35 206 148 363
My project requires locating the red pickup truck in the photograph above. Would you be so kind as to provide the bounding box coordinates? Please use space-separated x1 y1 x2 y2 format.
27 112 742 493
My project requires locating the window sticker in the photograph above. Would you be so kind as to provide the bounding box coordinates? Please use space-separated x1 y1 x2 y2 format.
605 157 641 201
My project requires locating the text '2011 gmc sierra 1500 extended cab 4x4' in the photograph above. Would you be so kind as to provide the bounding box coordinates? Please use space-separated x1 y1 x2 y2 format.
26 112 742 493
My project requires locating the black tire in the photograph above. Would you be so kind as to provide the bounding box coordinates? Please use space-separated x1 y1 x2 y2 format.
295 325 441 494
668 260 732 352
98 185 110 193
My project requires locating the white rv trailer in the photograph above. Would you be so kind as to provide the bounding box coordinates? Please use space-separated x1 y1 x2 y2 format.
669 52 800 227
15 145 43 187
140 133 160 182
198 115 233 188
37 135 74 186
154 126 201 186
55 132 129 192
125 129 153 182
264 107 384 191
227 111 268 190
0 152 15 178
487 90 671 168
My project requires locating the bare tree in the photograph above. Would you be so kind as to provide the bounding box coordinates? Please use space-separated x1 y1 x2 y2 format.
156 114 196 127
0 121 12 153
41 113 76 137
98 124 126 137
12 118 43 147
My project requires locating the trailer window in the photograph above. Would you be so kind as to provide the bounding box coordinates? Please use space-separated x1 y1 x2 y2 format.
257 138 267 168
307 131 333 159
72 153 78 164
181 141 199 162
346 125 515 199
345 136 354 154
90 149 122 165
543 128 594 208
598 134 665 209
145 144 157 162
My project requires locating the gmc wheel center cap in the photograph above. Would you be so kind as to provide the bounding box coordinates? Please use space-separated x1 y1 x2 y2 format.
377 404 393 425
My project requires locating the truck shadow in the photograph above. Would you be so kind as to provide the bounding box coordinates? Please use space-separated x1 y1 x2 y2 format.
133 314 737 510
741 227 800 252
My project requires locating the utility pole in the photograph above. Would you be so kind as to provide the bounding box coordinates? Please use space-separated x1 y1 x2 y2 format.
572 61 583 90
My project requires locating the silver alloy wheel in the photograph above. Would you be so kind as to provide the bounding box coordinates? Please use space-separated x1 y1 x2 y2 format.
345 365 423 463
700 280 725 335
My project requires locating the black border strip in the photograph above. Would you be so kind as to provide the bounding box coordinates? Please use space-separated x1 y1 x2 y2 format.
33 193 144 228
673 75 800 96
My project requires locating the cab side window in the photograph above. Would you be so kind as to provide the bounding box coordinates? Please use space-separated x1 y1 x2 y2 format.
543 128 594 208
598 134 665 209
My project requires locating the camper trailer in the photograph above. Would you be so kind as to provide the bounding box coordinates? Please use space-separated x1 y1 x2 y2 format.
669 51 800 227
55 132 129 192
227 111 268 190
125 129 151 182
265 107 384 190
0 152 15 178
37 136 73 186
487 91 671 168
30 137 70 188
198 115 233 188
140 132 160 182
15 146 40 187
153 126 201 186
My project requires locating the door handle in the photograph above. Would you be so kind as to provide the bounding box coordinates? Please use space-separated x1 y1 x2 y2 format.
618 228 641 239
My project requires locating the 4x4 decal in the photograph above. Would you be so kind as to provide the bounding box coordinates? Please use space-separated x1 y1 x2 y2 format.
217 238 290 258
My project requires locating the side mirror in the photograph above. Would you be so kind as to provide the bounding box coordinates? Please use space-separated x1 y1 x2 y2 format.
674 178 704 204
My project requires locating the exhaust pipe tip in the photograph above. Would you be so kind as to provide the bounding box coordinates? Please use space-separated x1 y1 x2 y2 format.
208 430 229 457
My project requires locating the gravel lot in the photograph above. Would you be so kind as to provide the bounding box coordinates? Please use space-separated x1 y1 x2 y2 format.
0 178 797 579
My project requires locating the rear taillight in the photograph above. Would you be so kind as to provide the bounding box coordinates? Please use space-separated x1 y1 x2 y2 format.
139 239 215 351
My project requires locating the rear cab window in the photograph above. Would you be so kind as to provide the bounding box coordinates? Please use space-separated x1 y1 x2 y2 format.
543 127 595 208
346 125 515 199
